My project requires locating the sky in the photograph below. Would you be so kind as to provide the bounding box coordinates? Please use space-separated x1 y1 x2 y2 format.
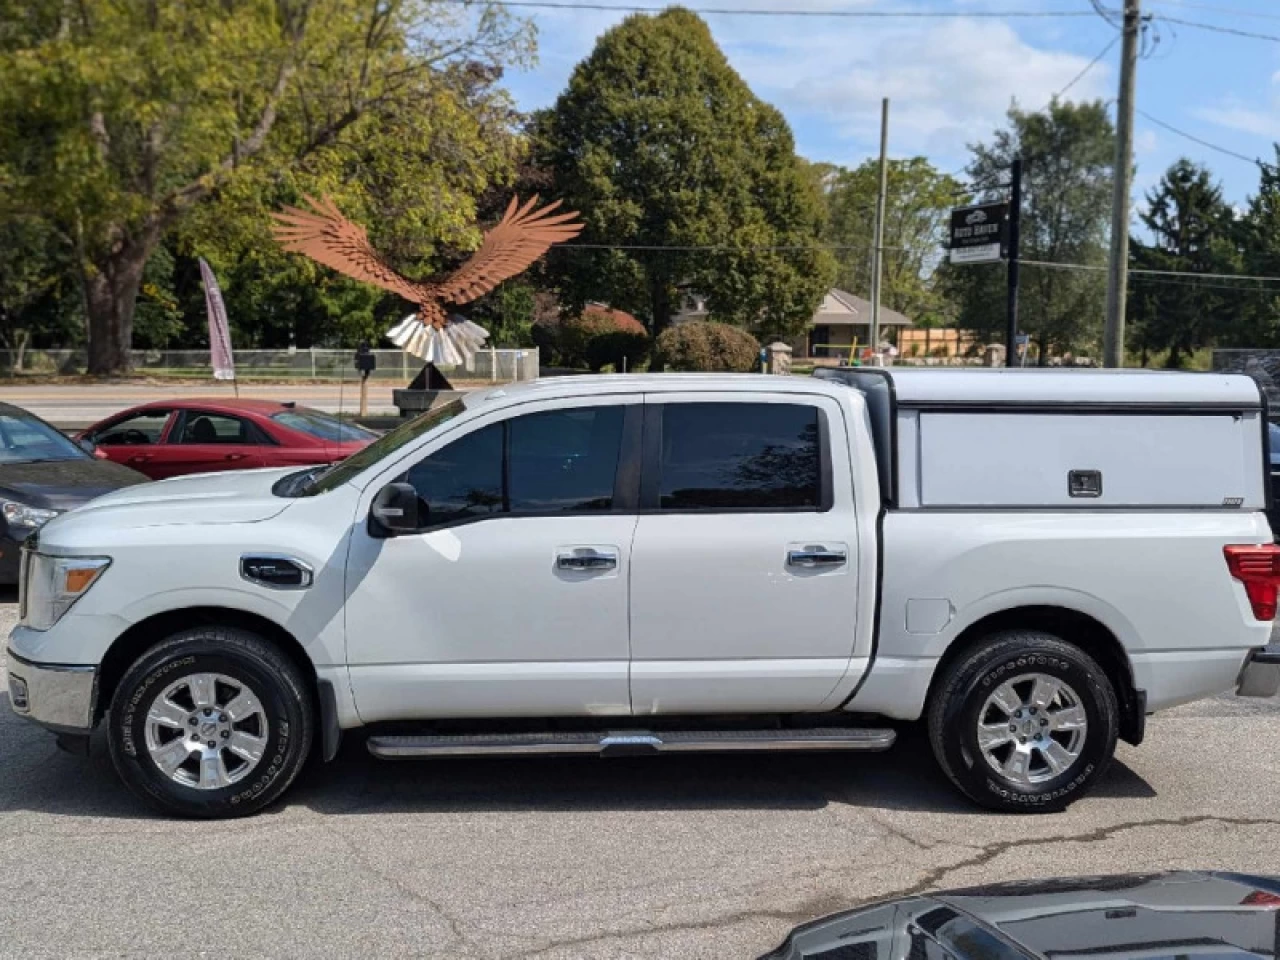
496 0 1280 210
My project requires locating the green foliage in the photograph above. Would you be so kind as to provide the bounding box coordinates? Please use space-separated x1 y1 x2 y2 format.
1234 146 1280 350
941 99 1114 361
0 0 534 371
822 157 962 322
655 321 759 372
536 305 649 371
470 282 537 348
539 8 833 338
1128 159 1240 368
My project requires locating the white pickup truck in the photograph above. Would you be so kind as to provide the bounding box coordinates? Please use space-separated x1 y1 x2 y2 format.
8 369 1280 818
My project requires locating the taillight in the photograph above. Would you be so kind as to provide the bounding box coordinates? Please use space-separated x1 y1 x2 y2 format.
1224 544 1280 621
1242 890 1280 908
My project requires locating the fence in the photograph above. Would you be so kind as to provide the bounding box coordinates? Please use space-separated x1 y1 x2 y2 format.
0 347 540 383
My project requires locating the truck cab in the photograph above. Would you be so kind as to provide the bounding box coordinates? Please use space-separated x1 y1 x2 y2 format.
8 371 1279 818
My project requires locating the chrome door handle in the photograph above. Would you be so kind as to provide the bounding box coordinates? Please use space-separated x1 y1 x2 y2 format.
557 549 618 571
787 548 847 568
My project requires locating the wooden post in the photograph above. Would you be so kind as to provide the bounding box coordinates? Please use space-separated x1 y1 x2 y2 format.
359 372 369 417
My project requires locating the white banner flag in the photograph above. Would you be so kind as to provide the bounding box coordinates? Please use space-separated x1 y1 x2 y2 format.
198 257 235 381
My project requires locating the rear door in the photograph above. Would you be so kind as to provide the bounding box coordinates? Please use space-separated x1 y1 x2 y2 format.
152 410 268 478
628 392 861 714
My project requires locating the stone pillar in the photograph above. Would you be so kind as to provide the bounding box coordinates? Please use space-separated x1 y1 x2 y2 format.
766 341 793 375
983 343 1007 367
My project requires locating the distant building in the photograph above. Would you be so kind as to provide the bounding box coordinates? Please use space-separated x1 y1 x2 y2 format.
671 289 913 360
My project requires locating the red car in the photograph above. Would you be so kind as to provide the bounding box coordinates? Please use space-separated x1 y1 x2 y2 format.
79 399 378 481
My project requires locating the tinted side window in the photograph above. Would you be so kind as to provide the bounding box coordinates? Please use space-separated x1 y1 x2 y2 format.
658 403 822 510
509 407 624 513
405 423 503 526
176 412 257 445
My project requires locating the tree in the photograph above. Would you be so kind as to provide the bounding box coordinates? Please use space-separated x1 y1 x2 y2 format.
942 99 1114 362
539 8 833 338
0 0 532 372
1129 159 1240 368
1234 146 1280 349
822 157 962 322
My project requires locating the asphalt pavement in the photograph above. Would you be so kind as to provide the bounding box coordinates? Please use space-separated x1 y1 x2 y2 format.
2 599 1279 959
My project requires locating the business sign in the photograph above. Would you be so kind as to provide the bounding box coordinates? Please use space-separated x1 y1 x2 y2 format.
949 202 1008 265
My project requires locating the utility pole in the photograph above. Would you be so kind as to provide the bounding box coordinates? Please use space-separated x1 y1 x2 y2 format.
1103 0 1141 368
869 97 890 365
1006 156 1022 367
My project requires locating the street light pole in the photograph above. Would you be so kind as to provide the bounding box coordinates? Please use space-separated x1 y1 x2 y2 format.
869 98 890 364
1103 0 1141 368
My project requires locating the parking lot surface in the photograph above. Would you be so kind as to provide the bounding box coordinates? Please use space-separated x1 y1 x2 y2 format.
3 599 1279 959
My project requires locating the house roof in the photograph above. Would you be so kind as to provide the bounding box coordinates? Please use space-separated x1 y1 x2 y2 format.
812 289 912 327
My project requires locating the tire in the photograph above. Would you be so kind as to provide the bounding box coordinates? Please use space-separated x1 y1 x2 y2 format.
107 626 314 818
927 631 1118 813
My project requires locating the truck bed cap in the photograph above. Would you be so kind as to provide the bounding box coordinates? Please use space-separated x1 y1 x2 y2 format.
820 367 1262 409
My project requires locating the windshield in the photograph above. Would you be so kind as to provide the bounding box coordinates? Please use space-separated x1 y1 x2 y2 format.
271 409 378 443
0 412 87 463
299 398 468 495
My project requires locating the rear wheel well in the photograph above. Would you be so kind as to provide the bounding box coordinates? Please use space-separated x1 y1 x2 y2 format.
928 605 1144 745
96 607 318 725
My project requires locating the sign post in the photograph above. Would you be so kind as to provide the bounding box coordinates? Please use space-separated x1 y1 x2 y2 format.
354 341 376 417
948 188 1022 369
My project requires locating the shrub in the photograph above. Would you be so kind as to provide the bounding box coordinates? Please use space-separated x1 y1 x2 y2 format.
535 305 650 371
655 322 760 372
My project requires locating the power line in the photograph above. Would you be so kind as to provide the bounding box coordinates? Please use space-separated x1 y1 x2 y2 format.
1135 108 1272 169
1148 0 1280 24
1056 33 1121 99
442 0 1097 17
1153 13 1280 42
1024 258 1280 284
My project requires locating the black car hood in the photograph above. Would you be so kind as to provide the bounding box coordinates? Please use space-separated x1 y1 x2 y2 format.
762 872 1280 960
0 458 146 510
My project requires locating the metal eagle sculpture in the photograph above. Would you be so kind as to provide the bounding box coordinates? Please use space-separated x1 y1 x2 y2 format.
271 194 584 365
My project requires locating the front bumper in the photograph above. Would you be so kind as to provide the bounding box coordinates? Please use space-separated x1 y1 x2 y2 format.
1237 645 1280 698
5 648 97 733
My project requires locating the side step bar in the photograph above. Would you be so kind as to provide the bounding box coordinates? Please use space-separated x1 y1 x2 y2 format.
367 727 896 759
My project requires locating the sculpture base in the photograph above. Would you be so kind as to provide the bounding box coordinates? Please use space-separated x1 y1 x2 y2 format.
392 389 464 419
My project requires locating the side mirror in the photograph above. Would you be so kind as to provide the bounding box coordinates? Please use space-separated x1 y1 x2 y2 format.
369 482 421 537
77 437 104 458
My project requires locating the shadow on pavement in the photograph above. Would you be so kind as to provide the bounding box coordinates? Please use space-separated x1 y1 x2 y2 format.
0 689 1156 820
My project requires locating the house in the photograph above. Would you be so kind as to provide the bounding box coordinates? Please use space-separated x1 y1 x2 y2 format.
672 289 913 360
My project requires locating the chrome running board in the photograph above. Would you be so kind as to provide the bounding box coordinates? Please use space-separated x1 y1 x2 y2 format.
366 727 896 759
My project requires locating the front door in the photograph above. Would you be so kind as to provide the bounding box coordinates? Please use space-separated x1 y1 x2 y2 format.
151 410 268 478
345 397 640 722
629 394 861 714
89 409 176 478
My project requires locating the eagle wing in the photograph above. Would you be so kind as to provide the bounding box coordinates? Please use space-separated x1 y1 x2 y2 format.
271 195 428 305
434 195 584 306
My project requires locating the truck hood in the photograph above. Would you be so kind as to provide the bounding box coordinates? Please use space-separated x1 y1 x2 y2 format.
45 466 297 531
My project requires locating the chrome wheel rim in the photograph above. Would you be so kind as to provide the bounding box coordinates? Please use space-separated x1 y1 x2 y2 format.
143 673 270 790
977 673 1088 786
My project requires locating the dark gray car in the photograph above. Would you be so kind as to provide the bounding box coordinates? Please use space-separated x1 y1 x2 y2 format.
0 402 145 583
762 871 1280 959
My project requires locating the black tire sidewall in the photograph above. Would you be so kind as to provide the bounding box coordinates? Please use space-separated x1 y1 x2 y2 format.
108 631 311 818
935 636 1118 812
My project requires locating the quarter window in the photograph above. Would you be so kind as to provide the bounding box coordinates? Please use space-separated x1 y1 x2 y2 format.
657 402 823 510
403 406 627 528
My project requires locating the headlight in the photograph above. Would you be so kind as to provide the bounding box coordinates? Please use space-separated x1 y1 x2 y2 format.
3 500 60 531
21 554 111 631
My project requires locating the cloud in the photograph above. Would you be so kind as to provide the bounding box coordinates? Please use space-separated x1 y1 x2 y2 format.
507 6 1113 166
1193 102 1280 139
